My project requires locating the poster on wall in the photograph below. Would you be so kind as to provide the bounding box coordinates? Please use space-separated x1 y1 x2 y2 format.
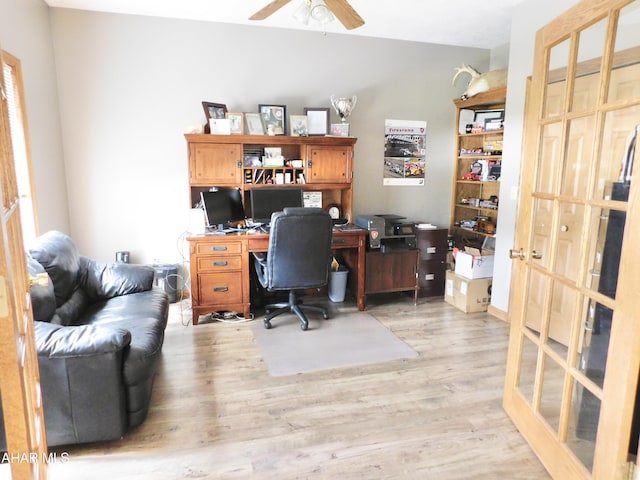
383 119 427 186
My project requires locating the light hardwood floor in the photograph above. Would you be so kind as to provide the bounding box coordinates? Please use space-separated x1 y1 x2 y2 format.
42 294 550 479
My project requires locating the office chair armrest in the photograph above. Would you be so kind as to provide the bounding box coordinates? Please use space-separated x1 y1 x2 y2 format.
252 252 268 287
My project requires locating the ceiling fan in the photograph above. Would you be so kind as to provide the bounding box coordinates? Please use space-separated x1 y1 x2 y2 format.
249 0 365 30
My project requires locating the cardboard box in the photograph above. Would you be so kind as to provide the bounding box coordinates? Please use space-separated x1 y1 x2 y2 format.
454 246 494 279
444 270 492 313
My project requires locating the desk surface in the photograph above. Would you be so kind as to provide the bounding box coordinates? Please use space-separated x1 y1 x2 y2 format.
187 226 368 324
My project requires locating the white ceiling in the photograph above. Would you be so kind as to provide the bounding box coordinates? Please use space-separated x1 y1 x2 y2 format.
42 0 525 49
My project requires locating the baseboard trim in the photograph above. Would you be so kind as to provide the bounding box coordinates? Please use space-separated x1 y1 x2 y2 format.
488 304 508 322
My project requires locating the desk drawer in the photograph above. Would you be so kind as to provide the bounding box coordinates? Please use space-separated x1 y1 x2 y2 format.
198 273 243 304
197 255 242 272
195 242 242 256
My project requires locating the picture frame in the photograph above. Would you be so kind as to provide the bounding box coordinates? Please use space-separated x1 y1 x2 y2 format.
304 107 330 136
331 123 349 137
289 115 308 136
225 112 244 135
474 109 504 130
202 102 228 121
245 112 265 135
258 104 286 135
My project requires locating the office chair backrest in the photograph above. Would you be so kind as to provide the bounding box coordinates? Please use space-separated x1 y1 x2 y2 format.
266 207 333 290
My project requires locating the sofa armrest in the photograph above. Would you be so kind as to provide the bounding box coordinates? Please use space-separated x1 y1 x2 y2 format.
81 257 155 300
35 320 131 357
34 321 132 446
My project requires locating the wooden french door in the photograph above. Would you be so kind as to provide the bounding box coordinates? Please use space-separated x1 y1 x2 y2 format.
0 48 48 478
504 1 640 479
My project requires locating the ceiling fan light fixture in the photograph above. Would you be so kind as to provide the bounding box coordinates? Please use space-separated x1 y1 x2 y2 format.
294 0 334 27
310 0 334 25
293 1 311 25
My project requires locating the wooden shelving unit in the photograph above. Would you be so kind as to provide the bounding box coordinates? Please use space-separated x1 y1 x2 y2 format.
186 134 357 221
450 87 506 249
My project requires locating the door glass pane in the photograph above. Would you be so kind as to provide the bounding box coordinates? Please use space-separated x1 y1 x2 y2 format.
607 1 640 103
537 122 563 194
561 116 596 199
548 280 578 356
540 354 565 432
576 299 611 390
554 202 585 283
595 105 639 200
525 269 548 338
571 17 607 112
585 204 627 299
517 335 539 403
545 39 571 118
531 198 553 270
568 380 600 472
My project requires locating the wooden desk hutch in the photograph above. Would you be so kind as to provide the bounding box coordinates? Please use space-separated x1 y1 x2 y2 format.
185 134 361 324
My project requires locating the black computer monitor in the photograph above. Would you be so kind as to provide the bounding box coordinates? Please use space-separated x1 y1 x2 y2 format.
200 188 246 230
250 187 304 224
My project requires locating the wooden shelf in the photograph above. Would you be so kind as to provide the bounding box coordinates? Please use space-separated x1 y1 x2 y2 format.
450 88 506 249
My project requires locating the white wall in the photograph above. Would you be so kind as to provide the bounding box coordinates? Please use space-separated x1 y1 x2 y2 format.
490 0 581 313
48 9 490 265
0 0 70 236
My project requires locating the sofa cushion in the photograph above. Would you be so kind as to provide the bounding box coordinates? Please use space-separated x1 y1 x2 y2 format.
77 289 168 385
80 257 155 300
29 231 81 308
27 255 56 322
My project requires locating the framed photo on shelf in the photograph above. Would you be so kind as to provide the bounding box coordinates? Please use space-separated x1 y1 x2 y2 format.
289 115 308 136
474 109 504 130
331 123 349 137
225 112 244 135
304 107 329 136
202 102 228 121
258 104 286 135
245 112 265 135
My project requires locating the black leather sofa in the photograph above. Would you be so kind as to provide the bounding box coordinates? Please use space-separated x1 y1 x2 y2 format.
0 231 169 448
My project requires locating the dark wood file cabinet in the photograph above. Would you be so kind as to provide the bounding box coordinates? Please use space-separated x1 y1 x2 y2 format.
416 228 448 297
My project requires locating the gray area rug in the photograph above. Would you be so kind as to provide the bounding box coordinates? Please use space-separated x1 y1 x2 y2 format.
251 312 418 376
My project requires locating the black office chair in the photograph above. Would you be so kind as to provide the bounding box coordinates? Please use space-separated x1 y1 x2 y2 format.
253 207 333 330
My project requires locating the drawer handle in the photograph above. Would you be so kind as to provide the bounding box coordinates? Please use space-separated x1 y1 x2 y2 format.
213 261 228 267
212 246 228 251
332 238 345 244
213 286 229 292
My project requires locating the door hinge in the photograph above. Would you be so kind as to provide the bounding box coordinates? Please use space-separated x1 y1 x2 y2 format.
0 276 8 317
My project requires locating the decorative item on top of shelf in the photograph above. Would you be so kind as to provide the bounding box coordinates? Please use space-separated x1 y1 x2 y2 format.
451 64 508 100
202 102 227 134
209 118 231 135
225 112 244 135
304 107 330 136
202 101 227 121
330 95 357 123
245 112 265 135
289 115 308 136
258 104 286 135
331 123 350 136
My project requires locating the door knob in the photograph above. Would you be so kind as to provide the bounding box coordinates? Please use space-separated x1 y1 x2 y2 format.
509 248 525 260
29 273 49 287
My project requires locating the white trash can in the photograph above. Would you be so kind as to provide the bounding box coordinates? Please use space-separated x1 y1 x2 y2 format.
328 267 349 302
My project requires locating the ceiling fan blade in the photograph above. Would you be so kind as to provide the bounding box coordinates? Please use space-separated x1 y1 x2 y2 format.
324 0 365 30
249 0 293 21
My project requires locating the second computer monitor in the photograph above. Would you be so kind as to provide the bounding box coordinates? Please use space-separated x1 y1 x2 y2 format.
250 187 304 224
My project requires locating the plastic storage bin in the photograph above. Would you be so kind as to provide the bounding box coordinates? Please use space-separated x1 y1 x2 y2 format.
153 263 178 303
328 267 349 302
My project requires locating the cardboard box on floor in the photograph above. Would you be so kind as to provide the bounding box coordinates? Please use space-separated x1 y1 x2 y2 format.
444 270 492 313
454 246 494 279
